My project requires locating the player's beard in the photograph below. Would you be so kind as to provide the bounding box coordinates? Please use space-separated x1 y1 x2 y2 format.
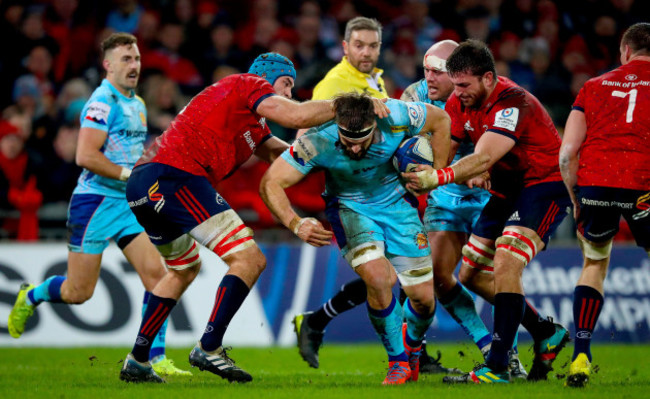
342 145 368 160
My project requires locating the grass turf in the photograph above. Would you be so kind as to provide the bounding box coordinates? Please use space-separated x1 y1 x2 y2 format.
0 343 646 399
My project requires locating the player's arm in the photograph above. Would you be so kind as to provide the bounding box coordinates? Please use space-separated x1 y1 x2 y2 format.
403 131 514 191
76 127 131 181
421 104 451 169
259 157 333 247
254 136 290 164
256 96 390 130
559 109 587 217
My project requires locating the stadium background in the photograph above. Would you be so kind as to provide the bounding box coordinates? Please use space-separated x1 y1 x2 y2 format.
0 0 648 346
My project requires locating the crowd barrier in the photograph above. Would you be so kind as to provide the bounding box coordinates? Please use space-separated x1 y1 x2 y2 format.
1 242 648 347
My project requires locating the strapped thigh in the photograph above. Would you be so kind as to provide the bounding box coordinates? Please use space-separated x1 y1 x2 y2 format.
461 235 495 273
157 234 201 270
190 209 255 258
495 226 539 266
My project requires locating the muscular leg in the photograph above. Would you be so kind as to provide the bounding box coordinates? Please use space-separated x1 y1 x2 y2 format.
199 244 266 351
59 252 103 304
356 257 407 363
432 231 491 353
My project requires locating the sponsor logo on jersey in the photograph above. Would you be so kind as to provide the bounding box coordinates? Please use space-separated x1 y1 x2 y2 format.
406 103 425 127
148 180 166 213
243 131 256 151
416 232 429 249
290 135 317 166
84 101 111 125
464 120 474 131
139 111 146 127
625 74 637 81
493 107 519 132
259 117 267 128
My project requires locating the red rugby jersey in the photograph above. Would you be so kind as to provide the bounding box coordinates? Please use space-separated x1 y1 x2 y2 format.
448 76 562 197
573 59 650 190
138 74 275 186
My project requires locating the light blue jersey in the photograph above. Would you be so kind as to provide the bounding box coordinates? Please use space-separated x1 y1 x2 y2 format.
403 79 491 233
283 99 430 260
74 79 148 198
283 99 426 208
403 79 478 198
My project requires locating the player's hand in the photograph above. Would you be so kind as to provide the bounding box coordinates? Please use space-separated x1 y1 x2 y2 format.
293 217 333 247
402 164 438 193
371 98 391 119
466 171 491 190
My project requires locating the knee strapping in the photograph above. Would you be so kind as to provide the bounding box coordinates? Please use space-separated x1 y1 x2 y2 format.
579 235 613 260
392 255 433 287
344 241 385 268
495 227 539 266
190 210 255 258
462 236 495 273
158 235 201 270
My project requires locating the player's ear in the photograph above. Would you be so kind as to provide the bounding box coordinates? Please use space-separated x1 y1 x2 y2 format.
482 71 495 87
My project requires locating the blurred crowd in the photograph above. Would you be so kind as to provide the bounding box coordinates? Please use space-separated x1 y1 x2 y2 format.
0 0 646 240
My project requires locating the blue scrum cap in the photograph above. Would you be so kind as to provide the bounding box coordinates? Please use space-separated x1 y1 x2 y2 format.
248 52 296 85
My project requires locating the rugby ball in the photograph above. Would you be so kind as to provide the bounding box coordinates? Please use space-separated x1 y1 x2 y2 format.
392 135 434 173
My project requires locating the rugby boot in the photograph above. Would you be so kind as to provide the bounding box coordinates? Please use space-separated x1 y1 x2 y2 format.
8 283 36 338
382 361 411 385
293 312 324 368
443 363 509 384
151 355 192 376
528 320 570 381
189 343 252 382
565 353 591 388
120 353 165 383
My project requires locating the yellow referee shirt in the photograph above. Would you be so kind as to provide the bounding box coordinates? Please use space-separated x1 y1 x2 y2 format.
312 56 388 100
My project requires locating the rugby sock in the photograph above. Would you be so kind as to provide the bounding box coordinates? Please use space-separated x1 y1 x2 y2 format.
520 299 556 342
572 285 603 361
403 298 435 347
132 294 177 363
142 291 168 361
308 278 366 331
367 295 408 362
27 276 66 305
200 274 250 352
439 282 492 351
486 293 525 371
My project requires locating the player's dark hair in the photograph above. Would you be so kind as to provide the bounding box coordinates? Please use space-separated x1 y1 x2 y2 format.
333 92 375 134
446 39 496 79
344 17 382 42
622 23 650 56
101 32 137 57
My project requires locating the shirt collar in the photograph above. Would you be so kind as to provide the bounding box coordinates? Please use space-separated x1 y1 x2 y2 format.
102 79 135 100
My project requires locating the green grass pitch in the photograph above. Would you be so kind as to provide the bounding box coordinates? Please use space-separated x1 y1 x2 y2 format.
0 343 647 398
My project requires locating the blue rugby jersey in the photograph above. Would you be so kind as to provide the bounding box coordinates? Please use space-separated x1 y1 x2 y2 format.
73 79 148 198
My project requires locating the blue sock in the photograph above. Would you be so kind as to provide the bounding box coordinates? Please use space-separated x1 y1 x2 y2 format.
27 276 66 305
403 298 435 347
572 285 603 362
440 283 491 351
486 293 525 372
132 294 177 363
142 291 168 361
367 295 408 362
200 275 250 352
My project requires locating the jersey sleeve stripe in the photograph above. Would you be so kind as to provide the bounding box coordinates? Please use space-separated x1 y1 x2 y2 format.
253 93 275 111
451 135 463 143
259 134 274 145
487 128 518 142
571 105 585 112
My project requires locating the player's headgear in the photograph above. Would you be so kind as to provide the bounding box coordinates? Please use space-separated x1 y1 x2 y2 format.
248 53 296 85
